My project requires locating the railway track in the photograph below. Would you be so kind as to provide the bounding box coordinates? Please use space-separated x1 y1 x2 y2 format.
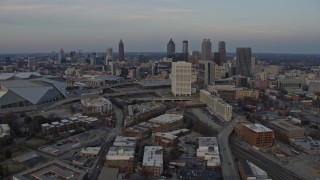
230 140 303 180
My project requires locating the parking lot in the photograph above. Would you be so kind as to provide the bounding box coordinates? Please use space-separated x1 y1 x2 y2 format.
176 160 222 180
200 107 227 127
178 137 197 158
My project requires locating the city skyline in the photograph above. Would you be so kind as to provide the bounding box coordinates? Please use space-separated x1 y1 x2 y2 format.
0 0 319 54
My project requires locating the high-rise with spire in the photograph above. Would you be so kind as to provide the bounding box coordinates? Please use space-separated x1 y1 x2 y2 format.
167 38 175 57
118 39 124 61
201 39 212 60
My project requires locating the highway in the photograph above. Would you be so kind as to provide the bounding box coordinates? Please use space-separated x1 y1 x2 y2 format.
217 116 242 180
230 140 303 180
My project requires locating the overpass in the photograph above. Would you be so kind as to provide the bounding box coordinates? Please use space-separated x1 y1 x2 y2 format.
217 115 242 180
128 97 191 102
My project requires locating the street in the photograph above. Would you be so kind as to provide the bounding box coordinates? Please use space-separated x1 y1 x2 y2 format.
88 104 124 180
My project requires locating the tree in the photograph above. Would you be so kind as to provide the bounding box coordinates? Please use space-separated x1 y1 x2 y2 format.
34 115 47 124
5 149 12 159
0 165 8 177
24 116 32 125
4 113 20 135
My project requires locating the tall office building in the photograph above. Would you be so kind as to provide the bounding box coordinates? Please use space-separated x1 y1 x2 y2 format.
171 61 192 97
214 52 221 65
189 51 201 64
236 48 252 77
219 41 226 64
182 40 188 61
106 48 113 61
28 57 37 71
198 60 214 89
58 48 64 64
201 39 212 60
105 48 113 70
119 39 124 61
167 39 175 57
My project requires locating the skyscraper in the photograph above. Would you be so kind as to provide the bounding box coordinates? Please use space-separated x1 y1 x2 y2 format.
167 38 175 57
198 60 214 89
119 39 124 61
201 39 212 60
214 52 221 65
219 41 226 64
236 48 252 77
58 48 64 64
171 61 192 97
182 40 188 61
106 48 113 61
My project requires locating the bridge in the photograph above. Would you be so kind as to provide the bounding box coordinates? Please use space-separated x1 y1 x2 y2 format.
128 97 191 102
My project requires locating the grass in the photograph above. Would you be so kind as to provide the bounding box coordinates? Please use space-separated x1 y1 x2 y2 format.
0 159 26 176
24 137 48 149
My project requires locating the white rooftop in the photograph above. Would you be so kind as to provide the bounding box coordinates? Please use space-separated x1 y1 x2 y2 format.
247 161 268 179
197 137 220 167
113 136 137 147
80 147 101 155
149 114 183 124
143 146 163 167
244 123 273 133
106 146 135 161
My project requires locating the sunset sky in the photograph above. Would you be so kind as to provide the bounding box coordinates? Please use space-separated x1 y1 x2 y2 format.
0 0 319 53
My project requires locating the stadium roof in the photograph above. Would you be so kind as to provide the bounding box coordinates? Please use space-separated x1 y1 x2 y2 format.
0 80 50 104
0 72 41 80
0 77 66 105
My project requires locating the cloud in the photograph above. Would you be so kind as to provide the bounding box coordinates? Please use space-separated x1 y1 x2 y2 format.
119 15 180 22
0 4 54 11
155 8 197 13
156 0 181 3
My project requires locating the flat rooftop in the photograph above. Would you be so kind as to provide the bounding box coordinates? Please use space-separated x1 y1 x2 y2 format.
199 137 218 148
149 114 183 124
243 123 273 133
80 147 101 155
113 136 137 147
270 120 304 131
81 97 111 107
142 146 163 167
137 79 171 87
154 132 177 140
13 160 87 180
106 146 135 161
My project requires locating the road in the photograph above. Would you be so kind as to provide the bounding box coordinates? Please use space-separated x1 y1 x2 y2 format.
217 115 242 180
191 108 240 179
89 104 124 180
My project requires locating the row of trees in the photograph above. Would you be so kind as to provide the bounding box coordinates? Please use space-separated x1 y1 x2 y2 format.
24 114 61 135
0 112 62 137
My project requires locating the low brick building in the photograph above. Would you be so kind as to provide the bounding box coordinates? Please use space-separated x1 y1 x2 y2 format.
269 120 304 141
152 132 178 147
235 123 274 147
